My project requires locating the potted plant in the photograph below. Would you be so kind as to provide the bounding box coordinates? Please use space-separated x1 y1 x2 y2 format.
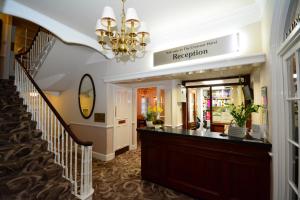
146 105 163 128
226 103 261 138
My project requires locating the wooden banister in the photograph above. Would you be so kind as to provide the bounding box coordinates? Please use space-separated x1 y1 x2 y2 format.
15 57 93 146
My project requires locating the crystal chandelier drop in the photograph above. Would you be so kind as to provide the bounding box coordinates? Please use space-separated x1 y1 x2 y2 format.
95 0 150 59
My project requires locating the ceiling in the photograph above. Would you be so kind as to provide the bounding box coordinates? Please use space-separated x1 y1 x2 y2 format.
14 0 258 50
8 0 265 91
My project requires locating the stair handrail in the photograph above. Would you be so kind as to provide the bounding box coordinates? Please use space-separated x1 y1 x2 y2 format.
15 57 93 146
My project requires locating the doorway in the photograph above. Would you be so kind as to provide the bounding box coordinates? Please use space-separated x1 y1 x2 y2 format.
136 87 165 129
185 76 250 132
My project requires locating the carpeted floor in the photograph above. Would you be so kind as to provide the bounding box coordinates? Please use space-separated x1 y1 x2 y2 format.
92 145 195 200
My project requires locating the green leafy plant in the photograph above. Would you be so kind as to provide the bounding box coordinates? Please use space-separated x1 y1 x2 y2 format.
226 103 261 127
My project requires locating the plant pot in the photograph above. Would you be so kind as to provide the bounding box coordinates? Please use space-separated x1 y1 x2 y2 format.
146 121 154 127
228 126 246 138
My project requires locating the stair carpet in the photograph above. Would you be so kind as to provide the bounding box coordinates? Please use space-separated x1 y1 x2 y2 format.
0 79 74 200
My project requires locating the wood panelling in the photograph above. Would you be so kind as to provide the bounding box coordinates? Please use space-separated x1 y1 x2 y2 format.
139 130 271 200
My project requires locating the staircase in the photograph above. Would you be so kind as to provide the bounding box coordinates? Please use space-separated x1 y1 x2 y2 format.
0 23 94 199
0 78 73 199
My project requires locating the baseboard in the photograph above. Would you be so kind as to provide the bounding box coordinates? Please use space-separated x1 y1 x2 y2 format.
92 151 115 161
130 144 137 150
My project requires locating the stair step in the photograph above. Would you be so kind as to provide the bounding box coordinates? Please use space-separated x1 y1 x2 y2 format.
0 98 23 107
0 111 31 123
0 176 72 200
0 129 42 145
0 90 19 97
0 79 14 84
0 104 27 113
0 151 54 179
0 139 48 162
0 120 36 134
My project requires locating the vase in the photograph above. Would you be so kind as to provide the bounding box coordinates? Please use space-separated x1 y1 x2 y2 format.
228 125 247 138
146 121 154 127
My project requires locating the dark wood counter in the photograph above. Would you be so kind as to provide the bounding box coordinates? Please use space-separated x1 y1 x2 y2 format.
138 127 271 200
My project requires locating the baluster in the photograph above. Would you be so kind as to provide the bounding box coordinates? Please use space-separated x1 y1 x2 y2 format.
50 111 54 152
38 33 41 55
70 139 73 183
38 94 40 130
58 122 61 165
31 85 34 119
54 118 57 162
41 100 44 139
66 133 69 179
62 126 65 177
26 78 29 111
75 143 78 195
30 49 32 68
90 146 92 191
81 146 84 195
47 106 50 150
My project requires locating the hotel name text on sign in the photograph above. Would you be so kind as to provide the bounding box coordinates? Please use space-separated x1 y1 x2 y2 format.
154 33 239 66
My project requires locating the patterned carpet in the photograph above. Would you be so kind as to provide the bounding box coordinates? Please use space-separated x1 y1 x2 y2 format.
92 146 195 200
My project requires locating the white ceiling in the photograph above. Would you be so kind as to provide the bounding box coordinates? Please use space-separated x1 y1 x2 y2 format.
12 0 266 91
14 0 258 50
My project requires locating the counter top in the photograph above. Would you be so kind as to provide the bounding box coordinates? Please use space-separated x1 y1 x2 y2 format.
137 127 271 148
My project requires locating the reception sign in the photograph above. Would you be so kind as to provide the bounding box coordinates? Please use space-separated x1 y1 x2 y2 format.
154 33 239 66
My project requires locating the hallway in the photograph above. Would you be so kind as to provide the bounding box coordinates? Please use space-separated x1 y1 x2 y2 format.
92 146 195 200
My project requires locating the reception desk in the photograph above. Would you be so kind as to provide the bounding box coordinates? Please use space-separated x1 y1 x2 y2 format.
137 127 271 200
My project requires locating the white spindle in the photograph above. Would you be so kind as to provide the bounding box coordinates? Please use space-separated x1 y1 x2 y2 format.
62 126 65 176
81 146 84 195
75 143 78 195
47 106 50 150
54 118 57 162
66 134 69 179
58 122 61 164
70 140 73 182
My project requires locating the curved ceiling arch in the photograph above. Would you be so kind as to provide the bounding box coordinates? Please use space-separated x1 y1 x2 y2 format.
0 0 114 59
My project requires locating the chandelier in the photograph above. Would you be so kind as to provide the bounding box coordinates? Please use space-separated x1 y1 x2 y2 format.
95 0 150 59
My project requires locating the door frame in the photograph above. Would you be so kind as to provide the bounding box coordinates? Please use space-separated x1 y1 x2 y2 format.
270 0 297 199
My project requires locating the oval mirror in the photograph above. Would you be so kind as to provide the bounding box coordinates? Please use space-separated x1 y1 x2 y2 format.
78 74 96 119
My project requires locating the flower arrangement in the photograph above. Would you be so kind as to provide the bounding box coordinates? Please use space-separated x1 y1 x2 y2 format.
226 103 261 127
146 105 163 122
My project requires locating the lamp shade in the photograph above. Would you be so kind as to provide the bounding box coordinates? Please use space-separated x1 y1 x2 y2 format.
137 22 149 36
95 19 107 36
101 6 117 27
125 8 140 28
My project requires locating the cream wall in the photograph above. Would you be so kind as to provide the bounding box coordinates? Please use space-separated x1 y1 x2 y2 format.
45 20 267 159
102 22 263 80
45 60 114 160
254 0 275 141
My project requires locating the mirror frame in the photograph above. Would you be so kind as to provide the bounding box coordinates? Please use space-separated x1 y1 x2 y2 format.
78 74 96 119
